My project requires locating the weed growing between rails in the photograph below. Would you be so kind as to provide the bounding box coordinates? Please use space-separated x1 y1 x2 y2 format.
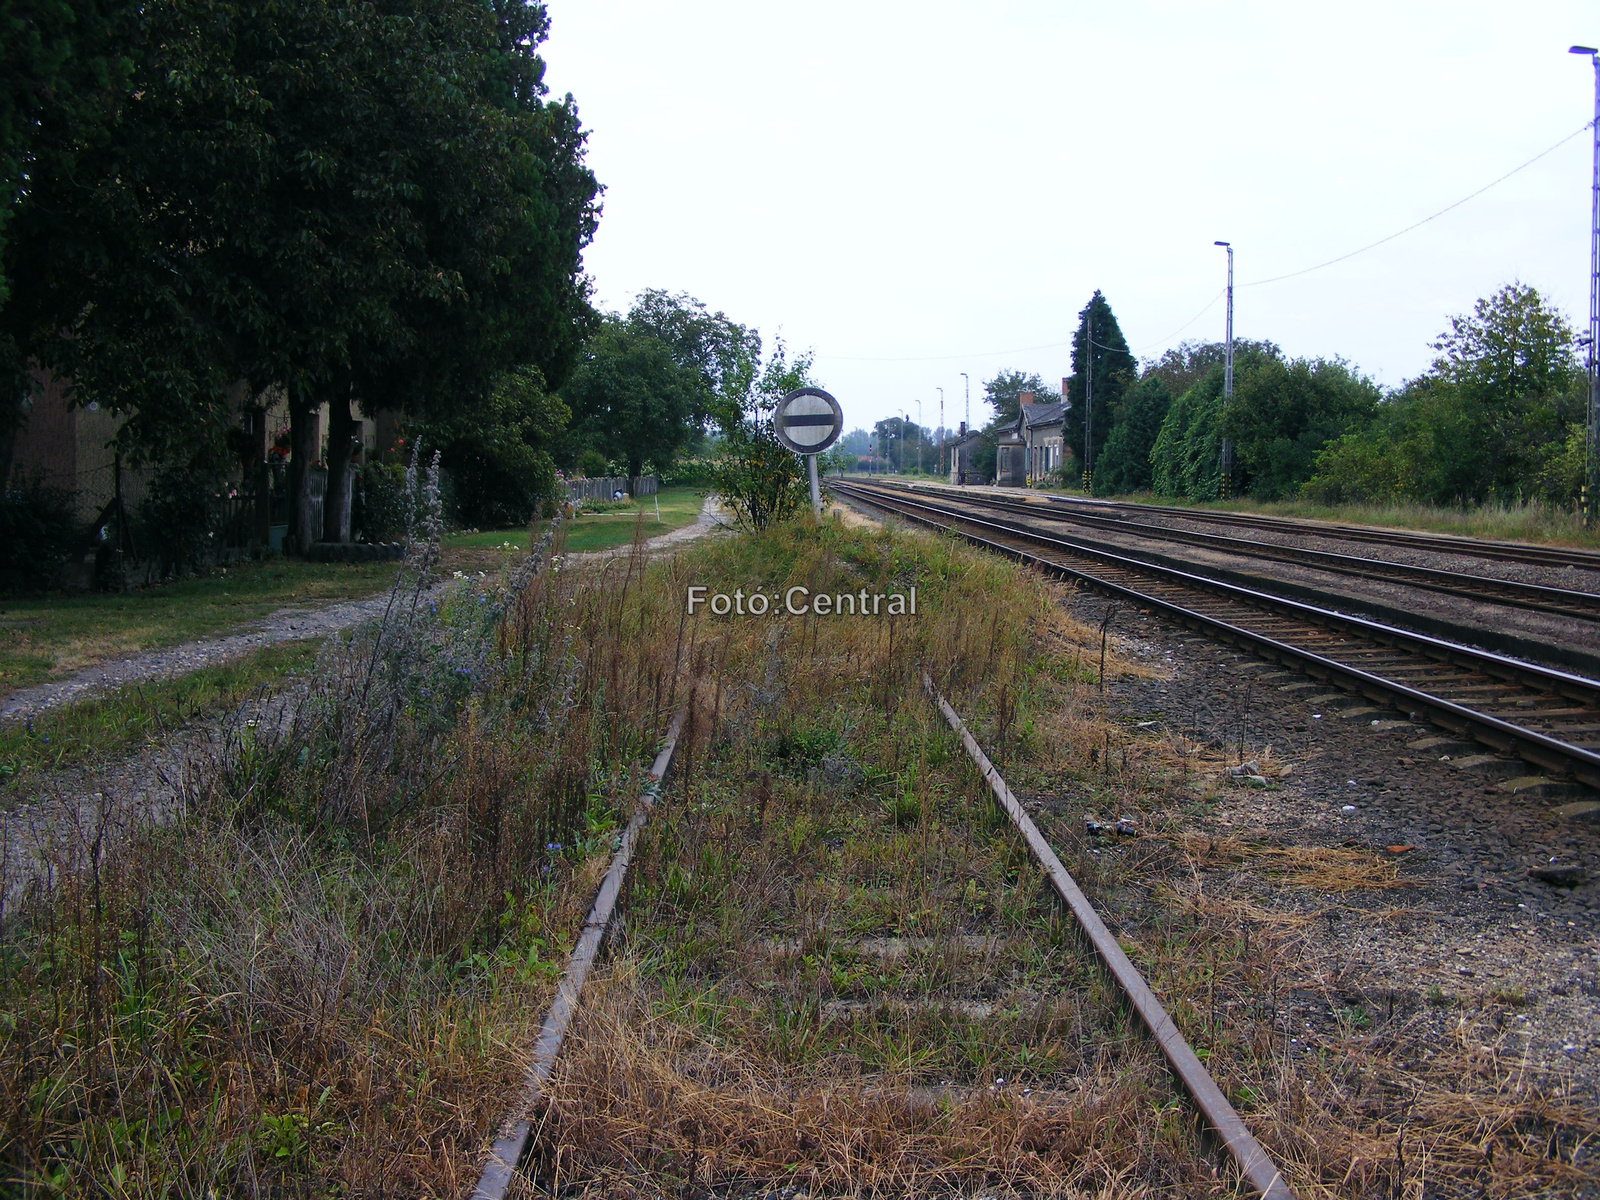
525 521 1236 1197
0 461 714 1195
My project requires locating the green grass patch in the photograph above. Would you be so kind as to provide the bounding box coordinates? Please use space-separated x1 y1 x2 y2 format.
1045 488 1600 549
1 559 394 694
0 640 322 799
556 485 707 553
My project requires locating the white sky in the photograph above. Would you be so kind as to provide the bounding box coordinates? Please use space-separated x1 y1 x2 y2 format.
542 0 1600 433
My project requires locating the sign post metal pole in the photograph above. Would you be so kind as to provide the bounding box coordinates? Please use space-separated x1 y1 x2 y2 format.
773 387 844 522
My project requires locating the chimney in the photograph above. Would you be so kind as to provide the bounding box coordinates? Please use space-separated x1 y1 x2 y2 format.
1062 377 1069 397
1019 391 1034 408
958 421 966 436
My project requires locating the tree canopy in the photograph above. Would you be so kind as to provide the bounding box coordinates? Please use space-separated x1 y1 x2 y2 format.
1 0 599 549
1304 284 1584 506
1064 291 1135 474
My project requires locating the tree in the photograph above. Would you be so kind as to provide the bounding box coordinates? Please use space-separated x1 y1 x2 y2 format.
712 339 818 530
872 416 932 473
1303 284 1583 506
4 0 600 551
1149 369 1225 500
0 0 133 481
1141 338 1280 402
561 320 704 486
1064 291 1135 474
1223 356 1380 499
416 365 568 527
982 369 1055 426
1092 375 1170 495
626 290 761 425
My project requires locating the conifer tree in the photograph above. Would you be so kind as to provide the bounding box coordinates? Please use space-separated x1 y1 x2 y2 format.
1063 291 1135 476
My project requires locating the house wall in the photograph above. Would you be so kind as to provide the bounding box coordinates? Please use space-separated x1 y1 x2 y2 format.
11 368 155 523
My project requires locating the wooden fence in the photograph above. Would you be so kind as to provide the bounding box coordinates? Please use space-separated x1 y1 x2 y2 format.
565 475 658 502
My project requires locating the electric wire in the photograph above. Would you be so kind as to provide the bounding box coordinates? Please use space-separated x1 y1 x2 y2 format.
814 121 1592 366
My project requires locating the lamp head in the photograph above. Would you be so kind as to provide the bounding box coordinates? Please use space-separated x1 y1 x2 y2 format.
1571 45 1597 55
1214 240 1231 247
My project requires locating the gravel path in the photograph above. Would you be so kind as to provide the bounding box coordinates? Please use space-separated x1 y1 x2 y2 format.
0 497 729 912
1 498 728 726
0 591 404 726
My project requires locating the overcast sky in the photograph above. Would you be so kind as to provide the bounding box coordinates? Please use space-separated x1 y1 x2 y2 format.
542 0 1599 433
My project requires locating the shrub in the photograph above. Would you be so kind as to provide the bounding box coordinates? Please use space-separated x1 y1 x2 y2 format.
355 462 410 542
660 456 716 487
0 474 80 590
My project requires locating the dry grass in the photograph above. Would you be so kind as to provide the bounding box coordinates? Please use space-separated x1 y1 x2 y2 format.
3 511 1593 1198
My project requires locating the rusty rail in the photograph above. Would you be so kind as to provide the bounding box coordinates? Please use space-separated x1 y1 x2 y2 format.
470 709 687 1200
923 673 1296 1200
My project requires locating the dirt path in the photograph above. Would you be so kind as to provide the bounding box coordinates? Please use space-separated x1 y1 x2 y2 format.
1 498 728 726
1 498 730 913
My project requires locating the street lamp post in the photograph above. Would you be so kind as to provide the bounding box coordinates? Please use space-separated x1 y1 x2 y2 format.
1214 240 1235 501
936 387 945 476
1572 46 1600 523
916 399 924 474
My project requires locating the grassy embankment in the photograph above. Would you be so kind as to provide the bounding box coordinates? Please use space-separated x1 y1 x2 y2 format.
1022 483 1600 549
0 515 1591 1196
0 558 396 696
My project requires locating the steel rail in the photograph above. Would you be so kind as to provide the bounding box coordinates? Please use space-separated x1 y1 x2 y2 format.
471 708 687 1200
868 480 1600 622
1041 491 1600 572
924 674 1296 1200
842 484 1600 789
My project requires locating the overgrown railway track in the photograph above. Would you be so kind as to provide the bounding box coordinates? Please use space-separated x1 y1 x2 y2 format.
836 480 1600 792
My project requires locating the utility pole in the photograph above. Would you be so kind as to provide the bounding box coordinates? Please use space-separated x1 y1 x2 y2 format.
1082 315 1095 493
937 387 945 475
1215 240 1235 501
1573 46 1600 523
916 399 924 474
960 372 970 429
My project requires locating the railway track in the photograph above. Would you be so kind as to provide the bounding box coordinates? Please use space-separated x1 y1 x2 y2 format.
476 693 1297 1200
863 479 1600 624
837 480 1600 792
1041 490 1600 572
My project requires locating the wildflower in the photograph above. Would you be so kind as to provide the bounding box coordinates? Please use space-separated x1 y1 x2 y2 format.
546 842 563 852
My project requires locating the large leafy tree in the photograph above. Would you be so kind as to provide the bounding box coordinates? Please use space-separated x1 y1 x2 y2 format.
982 369 1055 427
1149 369 1225 500
4 0 599 549
1141 338 1280 402
1063 291 1135 474
1304 284 1583 506
625 289 761 426
1092 375 1170 496
561 320 705 485
1223 356 1380 499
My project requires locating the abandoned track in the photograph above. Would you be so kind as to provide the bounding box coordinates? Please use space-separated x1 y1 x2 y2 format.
837 480 1600 792
860 480 1600 624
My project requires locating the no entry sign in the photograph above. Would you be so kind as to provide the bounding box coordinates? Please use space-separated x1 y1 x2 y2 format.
773 387 843 455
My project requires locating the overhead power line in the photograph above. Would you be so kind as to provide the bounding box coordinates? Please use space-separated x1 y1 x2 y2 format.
815 121 1592 365
1241 121 1594 288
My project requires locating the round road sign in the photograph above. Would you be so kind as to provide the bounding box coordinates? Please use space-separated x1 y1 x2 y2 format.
772 387 843 455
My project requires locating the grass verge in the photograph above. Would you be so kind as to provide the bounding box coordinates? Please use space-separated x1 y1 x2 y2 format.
2 514 1591 1197
1060 489 1600 550
0 559 395 694
0 639 321 801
